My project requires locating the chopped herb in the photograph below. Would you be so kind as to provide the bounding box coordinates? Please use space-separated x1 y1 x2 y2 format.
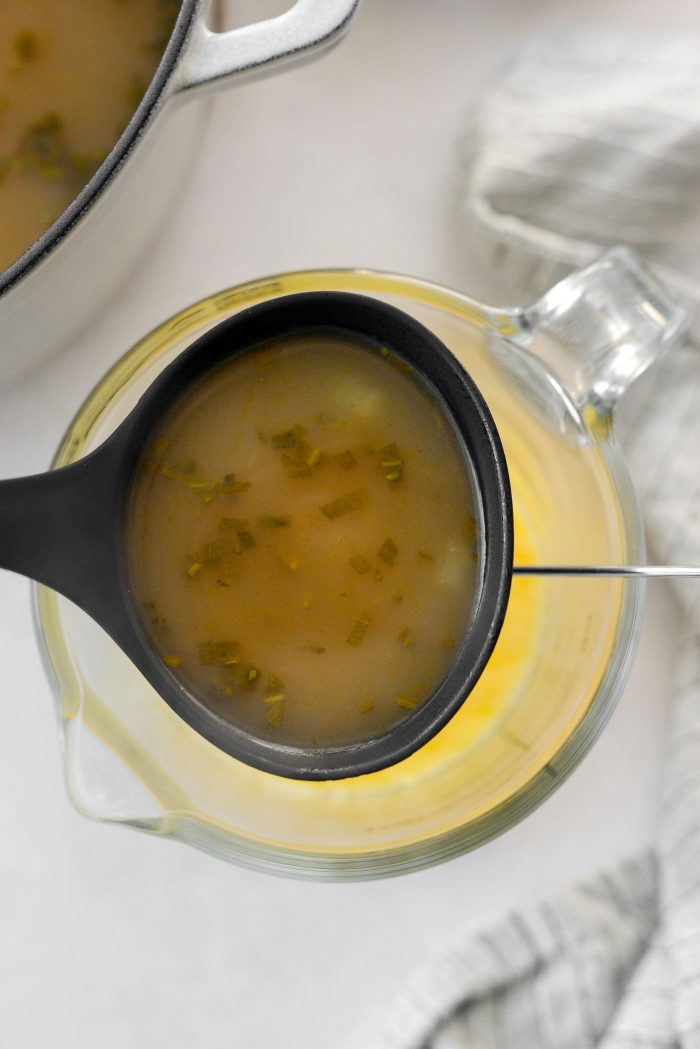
349 555 372 575
264 692 285 706
304 645 326 654
271 424 306 448
232 662 261 690
217 517 256 552
347 611 371 647
215 579 231 588
164 654 182 668
213 641 241 666
186 562 204 579
266 674 285 695
220 685 234 698
187 479 217 503
13 31 38 66
206 538 235 562
160 463 177 478
258 514 291 528
266 703 283 727
336 449 357 471
281 440 322 476
377 537 398 566
17 113 74 183
398 627 416 648
321 489 368 520
359 700 375 714
396 693 417 710
379 442 404 484
220 473 250 494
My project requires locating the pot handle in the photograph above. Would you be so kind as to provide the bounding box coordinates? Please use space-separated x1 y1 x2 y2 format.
173 0 360 98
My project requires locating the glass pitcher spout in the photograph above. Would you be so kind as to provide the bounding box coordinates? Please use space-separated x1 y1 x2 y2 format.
485 247 690 438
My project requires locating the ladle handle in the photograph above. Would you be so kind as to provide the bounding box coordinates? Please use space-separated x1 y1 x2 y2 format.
0 445 124 624
513 565 700 578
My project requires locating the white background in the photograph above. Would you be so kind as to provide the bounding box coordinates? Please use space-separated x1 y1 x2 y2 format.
0 2 696 1046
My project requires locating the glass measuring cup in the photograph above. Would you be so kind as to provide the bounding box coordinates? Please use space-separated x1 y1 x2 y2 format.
34 249 687 878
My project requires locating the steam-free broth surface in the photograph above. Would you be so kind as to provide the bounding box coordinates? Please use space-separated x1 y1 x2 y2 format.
127 334 479 748
0 0 178 272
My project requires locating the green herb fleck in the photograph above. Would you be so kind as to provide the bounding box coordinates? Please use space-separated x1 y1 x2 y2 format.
164 654 182 668
186 562 204 579
232 662 261 691
379 442 404 484
396 693 417 710
213 641 241 666
359 700 375 714
271 424 306 449
217 517 256 552
258 514 291 528
266 703 283 727
349 555 372 575
17 113 74 183
321 489 368 520
398 627 415 648
13 31 38 66
347 611 372 647
377 538 398 566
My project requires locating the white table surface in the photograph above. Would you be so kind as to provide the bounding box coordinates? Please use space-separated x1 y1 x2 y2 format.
0 2 695 1046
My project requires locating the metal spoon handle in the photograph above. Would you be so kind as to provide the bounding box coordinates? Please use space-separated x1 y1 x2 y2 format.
513 565 700 578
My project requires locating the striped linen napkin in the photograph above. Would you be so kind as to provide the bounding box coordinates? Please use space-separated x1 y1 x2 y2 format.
368 33 700 1049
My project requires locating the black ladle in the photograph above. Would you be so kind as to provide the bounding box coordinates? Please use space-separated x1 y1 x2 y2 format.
0 294 513 780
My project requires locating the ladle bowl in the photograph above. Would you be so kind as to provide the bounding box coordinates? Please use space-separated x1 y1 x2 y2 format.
1 294 513 780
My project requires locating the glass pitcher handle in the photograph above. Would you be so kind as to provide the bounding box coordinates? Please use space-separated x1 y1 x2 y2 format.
513 247 689 417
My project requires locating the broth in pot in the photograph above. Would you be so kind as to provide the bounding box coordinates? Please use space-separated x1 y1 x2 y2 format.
0 0 178 273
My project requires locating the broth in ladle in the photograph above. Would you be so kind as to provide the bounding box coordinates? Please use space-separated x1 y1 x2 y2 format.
127 333 480 749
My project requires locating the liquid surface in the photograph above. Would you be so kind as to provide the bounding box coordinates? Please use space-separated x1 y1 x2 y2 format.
0 0 178 273
127 335 479 748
